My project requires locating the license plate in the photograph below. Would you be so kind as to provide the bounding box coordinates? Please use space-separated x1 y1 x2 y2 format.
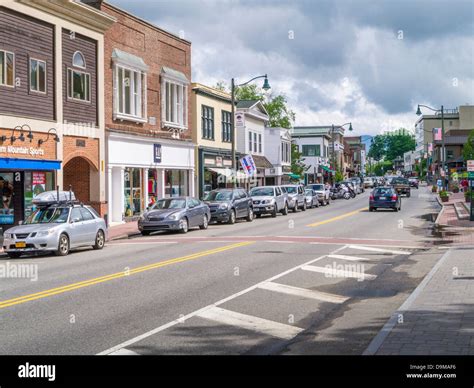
15 242 26 248
379 197 386 200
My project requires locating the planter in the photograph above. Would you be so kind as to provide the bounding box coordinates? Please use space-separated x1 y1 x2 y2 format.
440 196 449 203
432 187 438 193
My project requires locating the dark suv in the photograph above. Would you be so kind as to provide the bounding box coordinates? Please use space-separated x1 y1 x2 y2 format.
203 188 253 224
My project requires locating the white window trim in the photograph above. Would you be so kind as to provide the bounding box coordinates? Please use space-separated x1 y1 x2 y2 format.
72 51 86 69
29 58 47 94
161 76 188 130
0 50 15 88
113 63 147 123
67 67 91 103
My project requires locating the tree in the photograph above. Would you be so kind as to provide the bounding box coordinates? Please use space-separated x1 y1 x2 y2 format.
462 129 474 162
368 129 415 162
368 135 386 161
291 143 307 178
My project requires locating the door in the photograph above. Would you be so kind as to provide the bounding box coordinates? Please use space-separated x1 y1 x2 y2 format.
275 187 284 210
187 199 201 227
238 190 250 217
233 190 244 217
80 207 97 244
69 207 86 246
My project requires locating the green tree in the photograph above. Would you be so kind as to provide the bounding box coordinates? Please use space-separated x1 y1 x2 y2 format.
291 143 307 178
385 129 416 161
368 135 386 161
462 129 474 162
334 170 344 182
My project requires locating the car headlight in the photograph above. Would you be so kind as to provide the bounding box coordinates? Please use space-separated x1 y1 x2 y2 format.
219 203 229 210
3 232 12 239
263 199 274 204
167 213 180 220
139 214 146 221
37 229 55 237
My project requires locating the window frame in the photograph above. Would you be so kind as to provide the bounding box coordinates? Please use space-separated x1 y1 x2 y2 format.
201 105 215 140
72 51 86 69
302 144 321 157
162 78 188 129
221 110 232 143
114 63 147 122
67 67 91 103
258 133 262 153
29 58 47 94
248 131 253 152
0 50 15 88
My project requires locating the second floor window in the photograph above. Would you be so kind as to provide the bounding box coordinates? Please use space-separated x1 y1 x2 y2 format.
0 50 14 87
30 59 46 93
202 105 214 140
253 133 257 153
222 110 231 142
116 65 146 119
302 144 321 157
282 142 290 163
67 51 90 102
258 134 262 153
163 80 187 128
248 132 253 152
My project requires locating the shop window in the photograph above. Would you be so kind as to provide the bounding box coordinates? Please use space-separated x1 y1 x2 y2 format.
124 168 142 216
148 169 159 207
0 173 14 224
165 170 188 197
24 171 55 219
0 50 14 87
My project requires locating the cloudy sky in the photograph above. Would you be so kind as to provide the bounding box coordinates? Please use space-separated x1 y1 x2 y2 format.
109 0 474 136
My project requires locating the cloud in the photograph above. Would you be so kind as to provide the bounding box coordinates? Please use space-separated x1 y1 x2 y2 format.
108 0 474 136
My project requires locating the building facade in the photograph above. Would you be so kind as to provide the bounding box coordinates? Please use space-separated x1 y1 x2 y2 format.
0 0 114 229
93 2 194 223
263 127 292 185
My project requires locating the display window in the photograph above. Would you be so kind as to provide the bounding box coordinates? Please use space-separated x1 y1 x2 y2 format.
124 167 142 216
0 173 14 224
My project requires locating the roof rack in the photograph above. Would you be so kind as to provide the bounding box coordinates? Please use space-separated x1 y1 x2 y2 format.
32 187 78 207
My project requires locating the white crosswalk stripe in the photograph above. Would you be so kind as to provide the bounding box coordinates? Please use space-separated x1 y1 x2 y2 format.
347 245 411 255
301 265 377 280
258 281 348 303
327 254 372 262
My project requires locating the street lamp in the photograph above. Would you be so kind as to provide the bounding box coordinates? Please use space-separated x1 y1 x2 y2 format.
331 122 353 182
231 74 270 174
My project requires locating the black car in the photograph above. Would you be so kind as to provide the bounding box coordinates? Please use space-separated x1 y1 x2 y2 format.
369 187 401 212
203 188 253 224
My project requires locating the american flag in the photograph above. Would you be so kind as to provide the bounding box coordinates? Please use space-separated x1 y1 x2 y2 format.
433 128 442 141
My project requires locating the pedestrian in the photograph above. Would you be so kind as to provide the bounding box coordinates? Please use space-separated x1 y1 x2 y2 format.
461 178 469 192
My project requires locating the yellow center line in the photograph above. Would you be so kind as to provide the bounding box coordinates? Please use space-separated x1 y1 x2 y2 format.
307 207 368 227
0 241 254 310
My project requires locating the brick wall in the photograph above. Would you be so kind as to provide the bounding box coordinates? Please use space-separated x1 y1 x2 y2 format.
100 3 192 141
63 135 99 169
0 128 57 160
63 156 90 203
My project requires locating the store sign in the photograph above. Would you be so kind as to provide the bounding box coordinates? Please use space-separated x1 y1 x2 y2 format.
235 113 245 128
467 160 474 172
153 144 162 163
0 145 45 157
32 172 46 196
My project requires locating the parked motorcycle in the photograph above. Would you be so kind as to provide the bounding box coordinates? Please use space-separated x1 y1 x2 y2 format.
330 185 351 200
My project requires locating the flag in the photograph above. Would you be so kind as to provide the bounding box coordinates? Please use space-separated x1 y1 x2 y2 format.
433 128 442 141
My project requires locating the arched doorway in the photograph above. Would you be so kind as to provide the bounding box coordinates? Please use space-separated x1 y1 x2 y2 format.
63 156 97 203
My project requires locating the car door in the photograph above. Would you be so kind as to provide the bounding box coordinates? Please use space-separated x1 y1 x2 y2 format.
275 187 283 210
68 207 85 246
80 207 97 244
239 190 251 216
187 199 201 227
234 190 245 217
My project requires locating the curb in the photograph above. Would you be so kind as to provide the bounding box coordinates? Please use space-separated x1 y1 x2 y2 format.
108 232 141 242
363 248 452 355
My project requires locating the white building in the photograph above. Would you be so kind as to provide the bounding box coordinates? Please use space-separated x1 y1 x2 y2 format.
263 127 292 185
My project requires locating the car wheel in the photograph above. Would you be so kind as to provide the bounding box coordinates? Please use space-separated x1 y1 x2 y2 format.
227 209 236 224
302 202 307 211
199 214 209 230
246 208 254 222
394 206 399 212
93 229 105 250
55 233 70 256
281 203 288 215
179 218 189 233
407 191 411 198
7 252 21 258
141 231 151 236
271 205 277 218
292 205 297 213
369 207 374 212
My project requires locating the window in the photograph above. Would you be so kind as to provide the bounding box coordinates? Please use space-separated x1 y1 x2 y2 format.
30 59 46 93
302 145 321 157
70 208 83 222
115 65 146 120
282 142 290 163
248 132 253 152
67 51 90 102
222 110 232 142
202 105 214 139
0 50 14 87
258 134 262 153
80 208 94 221
163 80 187 128
253 133 257 153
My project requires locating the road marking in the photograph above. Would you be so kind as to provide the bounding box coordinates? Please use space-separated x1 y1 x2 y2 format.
347 245 411 255
327 254 372 262
108 348 140 355
108 241 178 245
196 306 303 340
301 265 377 280
0 241 253 310
266 240 294 244
258 281 348 303
306 207 368 227
97 245 348 355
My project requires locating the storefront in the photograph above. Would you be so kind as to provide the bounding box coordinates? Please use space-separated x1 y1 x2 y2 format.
197 147 235 198
107 132 195 223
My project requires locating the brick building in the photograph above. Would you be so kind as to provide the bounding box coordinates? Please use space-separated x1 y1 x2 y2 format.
88 1 194 223
0 0 114 229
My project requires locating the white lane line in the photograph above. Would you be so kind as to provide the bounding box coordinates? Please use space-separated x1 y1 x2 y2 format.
258 281 348 304
108 241 177 245
108 348 140 355
301 265 377 280
97 245 348 355
266 241 294 244
327 254 372 262
310 242 422 249
196 306 302 340
347 245 411 255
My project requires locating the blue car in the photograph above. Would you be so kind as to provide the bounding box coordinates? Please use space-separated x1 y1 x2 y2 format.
369 187 401 212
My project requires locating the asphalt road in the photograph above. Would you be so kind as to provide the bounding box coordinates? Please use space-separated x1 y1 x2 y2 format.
0 186 444 355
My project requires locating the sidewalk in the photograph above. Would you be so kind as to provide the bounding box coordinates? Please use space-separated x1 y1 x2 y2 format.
107 221 140 241
365 247 474 355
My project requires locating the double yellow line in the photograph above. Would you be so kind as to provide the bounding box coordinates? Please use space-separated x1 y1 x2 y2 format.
0 241 254 310
307 207 368 227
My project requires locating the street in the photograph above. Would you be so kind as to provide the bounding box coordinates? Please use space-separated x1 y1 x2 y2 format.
0 187 444 355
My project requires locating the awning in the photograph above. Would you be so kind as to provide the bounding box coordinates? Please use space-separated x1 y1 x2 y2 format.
283 173 301 179
112 49 149 72
320 165 334 173
252 155 273 169
161 66 189 84
0 158 61 170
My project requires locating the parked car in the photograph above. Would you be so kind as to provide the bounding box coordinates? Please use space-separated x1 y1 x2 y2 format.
3 191 107 258
306 183 330 206
138 197 210 235
390 177 411 197
203 188 253 224
369 186 401 212
408 177 419 189
304 188 320 208
364 177 374 188
280 184 306 212
249 186 288 217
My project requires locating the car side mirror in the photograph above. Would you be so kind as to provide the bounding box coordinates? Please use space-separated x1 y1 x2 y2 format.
71 217 81 223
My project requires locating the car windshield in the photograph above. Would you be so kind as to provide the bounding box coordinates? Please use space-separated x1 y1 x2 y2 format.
392 178 408 184
250 187 274 196
374 188 393 196
311 184 324 190
284 187 297 193
305 189 313 195
152 199 186 209
204 191 233 201
25 207 70 224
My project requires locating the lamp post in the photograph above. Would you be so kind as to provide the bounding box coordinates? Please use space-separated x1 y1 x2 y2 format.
416 104 450 190
231 74 270 175
331 122 353 182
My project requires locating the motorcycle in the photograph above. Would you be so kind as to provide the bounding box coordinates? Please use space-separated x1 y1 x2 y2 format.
330 185 351 200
